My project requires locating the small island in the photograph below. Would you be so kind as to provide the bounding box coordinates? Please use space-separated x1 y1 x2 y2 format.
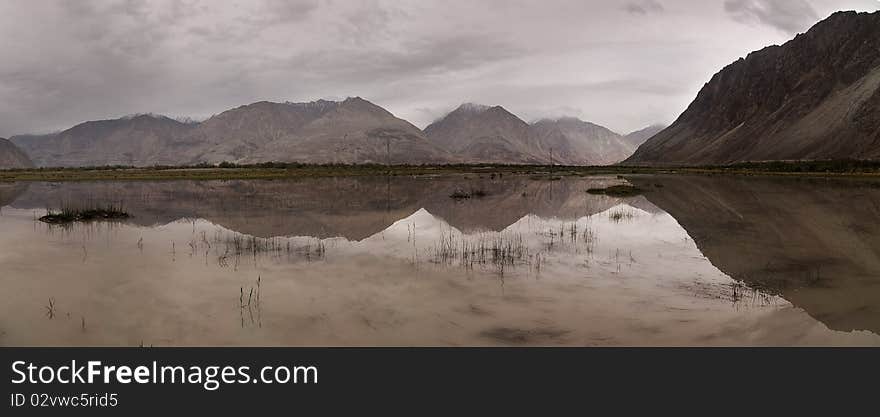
586 185 644 197
39 206 130 224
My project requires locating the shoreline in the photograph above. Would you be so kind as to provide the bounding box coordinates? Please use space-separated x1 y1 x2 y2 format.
1 163 880 182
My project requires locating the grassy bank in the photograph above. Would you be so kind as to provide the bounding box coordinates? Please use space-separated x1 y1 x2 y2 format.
1 160 879 182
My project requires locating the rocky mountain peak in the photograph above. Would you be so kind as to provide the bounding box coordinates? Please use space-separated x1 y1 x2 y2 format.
626 10 880 165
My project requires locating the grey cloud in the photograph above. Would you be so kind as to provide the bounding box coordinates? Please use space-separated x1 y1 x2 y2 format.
623 0 664 14
293 35 525 83
231 0 320 36
724 0 819 34
0 0 870 137
396 77 692 131
261 0 319 23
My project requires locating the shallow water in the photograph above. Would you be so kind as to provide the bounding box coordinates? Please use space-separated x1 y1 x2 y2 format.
1 175 879 346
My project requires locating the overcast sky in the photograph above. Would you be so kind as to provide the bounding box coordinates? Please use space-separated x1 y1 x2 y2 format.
1 0 877 137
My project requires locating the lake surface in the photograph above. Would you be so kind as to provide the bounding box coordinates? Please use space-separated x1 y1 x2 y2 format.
1 174 879 346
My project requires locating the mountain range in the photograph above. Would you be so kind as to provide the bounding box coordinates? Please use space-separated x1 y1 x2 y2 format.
423 104 644 165
626 10 880 165
12 98 453 167
10 98 657 168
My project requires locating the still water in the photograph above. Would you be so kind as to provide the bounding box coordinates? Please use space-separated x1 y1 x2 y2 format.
1 175 878 346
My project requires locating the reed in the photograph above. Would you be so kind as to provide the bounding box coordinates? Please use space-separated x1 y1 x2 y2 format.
45 297 56 319
432 230 529 271
239 276 263 328
195 230 327 266
608 209 635 223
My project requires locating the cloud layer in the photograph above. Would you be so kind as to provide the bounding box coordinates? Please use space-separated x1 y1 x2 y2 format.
624 0 666 15
0 0 876 137
724 0 818 33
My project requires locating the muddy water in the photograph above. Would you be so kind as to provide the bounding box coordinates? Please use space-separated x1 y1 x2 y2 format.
0 175 878 346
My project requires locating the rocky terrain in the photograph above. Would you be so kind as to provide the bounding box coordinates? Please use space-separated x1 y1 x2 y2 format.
626 11 880 165
0 138 34 169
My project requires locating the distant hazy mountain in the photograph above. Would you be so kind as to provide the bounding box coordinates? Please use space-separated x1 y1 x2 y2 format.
13 98 451 167
425 103 642 165
0 138 34 169
424 103 541 164
12 115 195 167
623 125 665 149
529 117 636 165
626 11 880 165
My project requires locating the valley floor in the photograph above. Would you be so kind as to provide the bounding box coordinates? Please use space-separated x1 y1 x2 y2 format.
1 161 880 182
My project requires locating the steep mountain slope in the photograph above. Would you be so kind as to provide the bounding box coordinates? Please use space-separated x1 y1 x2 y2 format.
626 11 880 165
529 117 636 165
424 104 542 164
0 138 34 169
12 115 195 167
12 98 451 167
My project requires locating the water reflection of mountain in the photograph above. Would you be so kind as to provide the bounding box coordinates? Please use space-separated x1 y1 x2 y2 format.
7 176 655 240
631 175 880 334
0 182 29 208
